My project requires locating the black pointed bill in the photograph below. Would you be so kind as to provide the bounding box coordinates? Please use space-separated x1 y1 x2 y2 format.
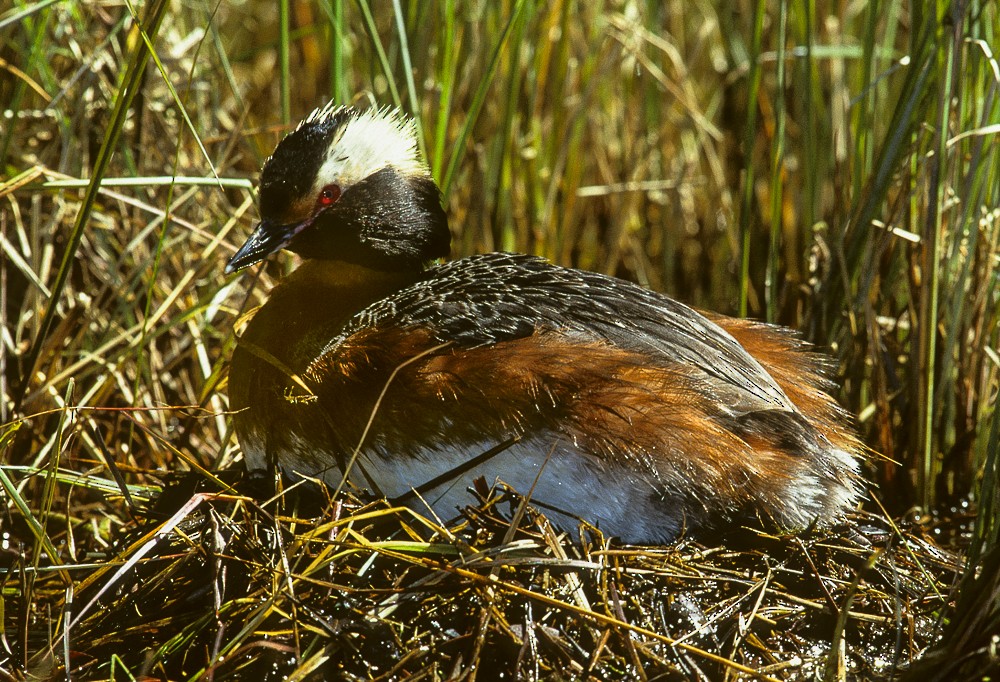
225 216 315 274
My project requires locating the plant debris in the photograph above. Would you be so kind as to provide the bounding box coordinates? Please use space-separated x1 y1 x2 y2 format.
1 471 965 680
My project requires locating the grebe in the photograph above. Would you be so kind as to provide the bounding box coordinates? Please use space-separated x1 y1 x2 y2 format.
226 103 863 543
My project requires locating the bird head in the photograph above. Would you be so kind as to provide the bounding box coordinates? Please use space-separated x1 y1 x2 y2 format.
226 104 450 274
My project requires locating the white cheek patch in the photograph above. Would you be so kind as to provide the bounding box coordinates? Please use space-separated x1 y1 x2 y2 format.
314 106 427 195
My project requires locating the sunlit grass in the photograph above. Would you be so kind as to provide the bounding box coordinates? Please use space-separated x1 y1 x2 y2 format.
1 0 997 677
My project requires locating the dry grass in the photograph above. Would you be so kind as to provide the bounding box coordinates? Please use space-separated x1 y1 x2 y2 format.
1 0 998 678
11 480 967 679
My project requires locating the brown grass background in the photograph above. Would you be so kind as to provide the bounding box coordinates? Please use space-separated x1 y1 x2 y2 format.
1 0 998 678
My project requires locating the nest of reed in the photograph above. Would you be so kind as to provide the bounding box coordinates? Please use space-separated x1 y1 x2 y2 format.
2 468 971 681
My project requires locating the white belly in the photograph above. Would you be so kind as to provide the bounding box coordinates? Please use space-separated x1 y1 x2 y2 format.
277 433 689 544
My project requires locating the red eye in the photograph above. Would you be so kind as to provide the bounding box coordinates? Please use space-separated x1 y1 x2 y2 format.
318 184 341 207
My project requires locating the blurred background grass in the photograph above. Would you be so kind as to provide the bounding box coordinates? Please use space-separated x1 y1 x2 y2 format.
1 0 998 676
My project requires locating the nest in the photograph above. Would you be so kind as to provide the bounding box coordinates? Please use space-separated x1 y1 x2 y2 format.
3 471 969 681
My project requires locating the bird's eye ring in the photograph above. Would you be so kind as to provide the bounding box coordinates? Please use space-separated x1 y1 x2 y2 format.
318 184 341 207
